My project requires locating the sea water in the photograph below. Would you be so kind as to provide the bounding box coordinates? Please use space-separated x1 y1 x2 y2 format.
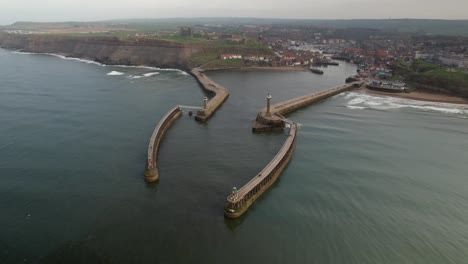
1 48 468 263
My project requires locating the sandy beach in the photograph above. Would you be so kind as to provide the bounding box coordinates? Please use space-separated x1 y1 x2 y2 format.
358 88 468 105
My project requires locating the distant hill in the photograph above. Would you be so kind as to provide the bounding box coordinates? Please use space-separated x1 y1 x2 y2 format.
102 18 468 36
3 18 468 36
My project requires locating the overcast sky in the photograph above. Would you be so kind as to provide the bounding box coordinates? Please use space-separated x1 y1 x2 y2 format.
0 0 467 25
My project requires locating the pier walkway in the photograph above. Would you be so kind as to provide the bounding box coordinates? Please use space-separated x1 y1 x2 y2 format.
253 81 363 132
225 80 363 218
190 68 229 122
144 106 182 182
225 122 297 218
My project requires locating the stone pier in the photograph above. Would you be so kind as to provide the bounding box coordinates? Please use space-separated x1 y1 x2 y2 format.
224 122 298 218
190 68 229 122
144 106 182 182
224 80 363 218
253 81 363 132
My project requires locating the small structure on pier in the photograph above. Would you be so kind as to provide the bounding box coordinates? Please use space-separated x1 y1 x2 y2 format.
252 81 363 133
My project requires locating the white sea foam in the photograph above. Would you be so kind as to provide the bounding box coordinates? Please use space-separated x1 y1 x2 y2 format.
12 50 104 66
143 72 160 77
112 64 187 74
347 105 367 110
128 75 143 79
344 92 468 116
11 50 187 73
107 71 124 76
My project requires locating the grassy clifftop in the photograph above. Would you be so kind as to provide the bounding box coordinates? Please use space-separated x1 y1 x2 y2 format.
394 60 468 97
0 32 272 68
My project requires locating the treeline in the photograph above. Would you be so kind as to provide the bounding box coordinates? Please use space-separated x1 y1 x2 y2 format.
393 60 468 98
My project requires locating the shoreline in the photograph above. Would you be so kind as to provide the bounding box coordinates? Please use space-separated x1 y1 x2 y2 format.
7 48 467 105
201 66 307 72
357 87 468 105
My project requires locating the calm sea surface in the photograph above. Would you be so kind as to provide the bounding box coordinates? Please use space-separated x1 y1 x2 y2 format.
1 48 468 263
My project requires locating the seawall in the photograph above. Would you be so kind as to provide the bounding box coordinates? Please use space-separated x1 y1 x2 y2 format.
224 122 297 218
0 33 198 69
144 106 182 182
190 68 230 122
253 81 363 132
225 80 363 218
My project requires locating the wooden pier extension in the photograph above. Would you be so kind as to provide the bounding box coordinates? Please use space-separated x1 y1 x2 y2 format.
225 122 297 218
253 81 363 132
190 68 229 122
144 106 182 182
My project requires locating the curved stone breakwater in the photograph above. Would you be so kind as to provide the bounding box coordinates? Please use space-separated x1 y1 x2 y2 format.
190 68 229 122
144 106 182 182
225 122 298 218
224 80 363 218
143 70 362 218
144 69 229 182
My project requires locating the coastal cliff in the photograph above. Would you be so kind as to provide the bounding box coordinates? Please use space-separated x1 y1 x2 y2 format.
0 33 198 69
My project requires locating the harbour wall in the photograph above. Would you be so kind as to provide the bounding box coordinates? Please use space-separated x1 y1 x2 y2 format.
225 122 297 218
144 106 182 182
225 80 363 218
253 81 363 132
190 68 229 122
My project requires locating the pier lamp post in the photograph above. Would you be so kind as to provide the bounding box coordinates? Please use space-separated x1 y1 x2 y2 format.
232 187 238 201
203 97 208 109
266 94 272 116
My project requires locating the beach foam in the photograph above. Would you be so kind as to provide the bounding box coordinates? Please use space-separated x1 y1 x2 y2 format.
13 51 104 66
107 71 124 76
343 92 468 116
112 64 187 74
11 50 187 73
143 72 160 77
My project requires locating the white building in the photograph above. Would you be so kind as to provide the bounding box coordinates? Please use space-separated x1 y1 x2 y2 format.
438 55 468 68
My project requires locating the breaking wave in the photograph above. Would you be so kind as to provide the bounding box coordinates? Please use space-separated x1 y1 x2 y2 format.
11 50 188 74
344 92 468 116
107 71 124 76
13 51 104 66
143 72 160 77
109 64 188 74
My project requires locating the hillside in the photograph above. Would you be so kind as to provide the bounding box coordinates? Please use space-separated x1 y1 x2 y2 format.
394 60 468 97
0 33 271 69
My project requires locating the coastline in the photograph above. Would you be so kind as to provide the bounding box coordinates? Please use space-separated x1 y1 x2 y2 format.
358 87 468 105
201 66 308 72
7 48 467 106
8 49 189 74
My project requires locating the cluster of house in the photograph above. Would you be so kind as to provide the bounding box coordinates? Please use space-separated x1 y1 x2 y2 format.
340 37 468 71
219 51 322 67
219 54 272 61
416 52 468 68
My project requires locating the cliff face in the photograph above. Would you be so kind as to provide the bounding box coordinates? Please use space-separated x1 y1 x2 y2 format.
0 33 198 69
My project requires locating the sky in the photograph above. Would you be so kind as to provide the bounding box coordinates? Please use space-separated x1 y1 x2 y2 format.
0 0 467 25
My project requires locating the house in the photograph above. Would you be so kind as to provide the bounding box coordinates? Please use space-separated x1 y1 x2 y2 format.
220 54 243 60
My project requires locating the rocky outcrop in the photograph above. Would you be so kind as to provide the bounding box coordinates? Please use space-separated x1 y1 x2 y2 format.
0 33 199 69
